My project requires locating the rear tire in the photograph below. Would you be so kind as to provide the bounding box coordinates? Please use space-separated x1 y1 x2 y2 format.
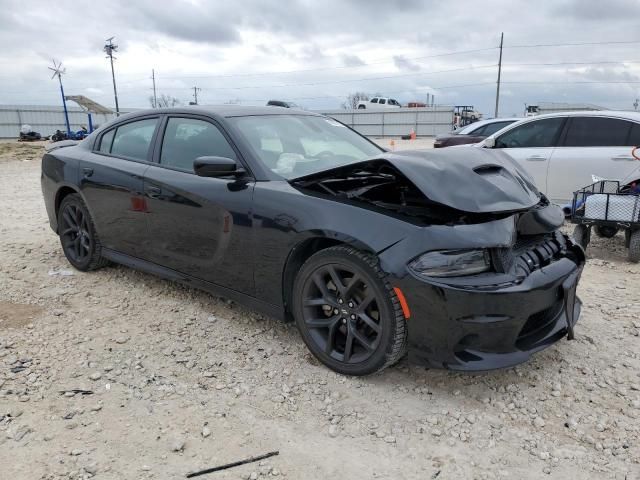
292 246 407 376
58 194 109 271
594 225 619 238
573 224 590 250
629 230 640 263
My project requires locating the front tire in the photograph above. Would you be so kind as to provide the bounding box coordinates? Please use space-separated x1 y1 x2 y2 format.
292 246 407 376
58 194 109 271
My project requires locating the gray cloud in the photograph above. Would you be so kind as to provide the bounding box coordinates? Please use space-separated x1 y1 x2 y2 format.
1 0 640 115
393 55 421 72
342 54 366 67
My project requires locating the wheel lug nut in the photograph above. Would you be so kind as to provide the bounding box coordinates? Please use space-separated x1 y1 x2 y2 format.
341 318 346 324
333 308 339 315
348 302 354 308
350 314 356 320
338 298 343 304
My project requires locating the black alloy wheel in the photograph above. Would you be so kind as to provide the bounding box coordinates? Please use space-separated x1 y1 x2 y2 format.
58 194 109 271
292 246 407 375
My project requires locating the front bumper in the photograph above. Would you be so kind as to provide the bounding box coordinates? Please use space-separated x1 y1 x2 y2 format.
396 242 584 371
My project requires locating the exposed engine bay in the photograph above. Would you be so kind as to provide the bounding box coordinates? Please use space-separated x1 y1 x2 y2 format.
292 160 517 226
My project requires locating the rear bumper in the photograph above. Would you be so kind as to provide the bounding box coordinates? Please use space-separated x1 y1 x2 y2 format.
398 248 584 371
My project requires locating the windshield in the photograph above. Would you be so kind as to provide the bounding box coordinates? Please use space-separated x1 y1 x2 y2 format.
229 115 383 179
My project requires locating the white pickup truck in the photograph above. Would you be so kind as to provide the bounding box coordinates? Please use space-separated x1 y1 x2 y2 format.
357 97 402 109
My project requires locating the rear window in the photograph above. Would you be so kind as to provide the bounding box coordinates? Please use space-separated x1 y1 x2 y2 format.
370 98 378 104
627 122 640 146
109 118 159 161
563 117 632 147
98 129 115 153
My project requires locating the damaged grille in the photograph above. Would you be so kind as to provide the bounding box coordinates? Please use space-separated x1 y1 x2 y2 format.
492 232 566 277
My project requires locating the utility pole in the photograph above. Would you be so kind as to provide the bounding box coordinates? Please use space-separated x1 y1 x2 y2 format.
104 37 120 116
192 86 201 105
494 32 504 118
48 60 71 136
151 69 158 108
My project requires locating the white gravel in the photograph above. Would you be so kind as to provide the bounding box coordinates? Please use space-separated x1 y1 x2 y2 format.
1 141 639 479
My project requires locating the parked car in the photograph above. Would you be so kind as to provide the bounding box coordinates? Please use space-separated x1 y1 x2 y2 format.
434 118 520 148
41 106 584 375
357 97 402 109
266 100 300 108
474 111 640 204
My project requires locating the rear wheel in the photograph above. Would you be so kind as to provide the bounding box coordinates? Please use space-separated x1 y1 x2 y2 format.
573 224 590 250
629 230 640 263
594 225 619 238
292 246 407 376
58 194 109 271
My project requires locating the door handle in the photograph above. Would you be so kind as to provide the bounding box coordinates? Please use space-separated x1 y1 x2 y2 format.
145 185 162 198
525 155 547 161
82 167 94 177
611 156 635 161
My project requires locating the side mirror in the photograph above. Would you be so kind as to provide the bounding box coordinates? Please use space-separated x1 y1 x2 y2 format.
484 137 496 148
194 156 245 178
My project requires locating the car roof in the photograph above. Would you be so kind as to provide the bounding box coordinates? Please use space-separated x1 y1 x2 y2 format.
468 117 521 126
524 110 640 122
120 105 319 119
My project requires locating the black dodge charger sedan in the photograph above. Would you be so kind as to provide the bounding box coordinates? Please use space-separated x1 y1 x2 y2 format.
41 106 585 375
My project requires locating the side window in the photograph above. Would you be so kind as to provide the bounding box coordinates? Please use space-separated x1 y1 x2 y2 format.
628 123 640 146
98 128 115 153
563 117 632 147
481 121 513 137
370 98 378 104
468 125 486 136
110 118 158 161
496 118 565 148
160 118 236 172
379 98 387 105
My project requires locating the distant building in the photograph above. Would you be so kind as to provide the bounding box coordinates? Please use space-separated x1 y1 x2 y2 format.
525 102 605 116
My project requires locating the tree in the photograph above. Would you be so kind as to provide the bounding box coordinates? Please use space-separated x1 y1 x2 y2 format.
342 92 370 109
149 94 182 108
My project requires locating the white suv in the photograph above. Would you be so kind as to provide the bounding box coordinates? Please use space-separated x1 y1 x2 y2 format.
477 111 640 203
357 97 402 109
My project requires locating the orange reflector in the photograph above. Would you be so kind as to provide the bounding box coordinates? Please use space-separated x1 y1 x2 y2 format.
393 287 411 319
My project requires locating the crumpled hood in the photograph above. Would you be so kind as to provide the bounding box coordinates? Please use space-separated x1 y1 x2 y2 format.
376 147 541 213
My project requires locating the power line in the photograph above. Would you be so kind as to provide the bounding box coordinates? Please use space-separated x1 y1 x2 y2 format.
155 47 499 80
505 40 640 48
150 64 498 92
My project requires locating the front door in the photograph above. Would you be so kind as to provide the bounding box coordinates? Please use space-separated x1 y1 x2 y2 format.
143 116 255 294
79 117 160 259
492 116 567 196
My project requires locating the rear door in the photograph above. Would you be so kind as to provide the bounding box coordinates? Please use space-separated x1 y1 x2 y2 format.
547 116 640 202
492 117 566 195
143 115 255 293
79 116 160 259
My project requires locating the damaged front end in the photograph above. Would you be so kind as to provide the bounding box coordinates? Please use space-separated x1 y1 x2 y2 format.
292 148 586 370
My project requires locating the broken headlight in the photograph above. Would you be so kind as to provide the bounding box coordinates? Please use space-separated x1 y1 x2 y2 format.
408 249 491 278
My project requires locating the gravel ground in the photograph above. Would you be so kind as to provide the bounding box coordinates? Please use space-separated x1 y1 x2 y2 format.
0 141 639 480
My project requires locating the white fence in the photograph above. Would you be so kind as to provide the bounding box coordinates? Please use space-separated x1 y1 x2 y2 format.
0 104 456 139
0 105 122 138
321 106 455 137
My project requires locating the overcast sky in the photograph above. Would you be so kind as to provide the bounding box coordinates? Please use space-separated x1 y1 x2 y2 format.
2 0 640 116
